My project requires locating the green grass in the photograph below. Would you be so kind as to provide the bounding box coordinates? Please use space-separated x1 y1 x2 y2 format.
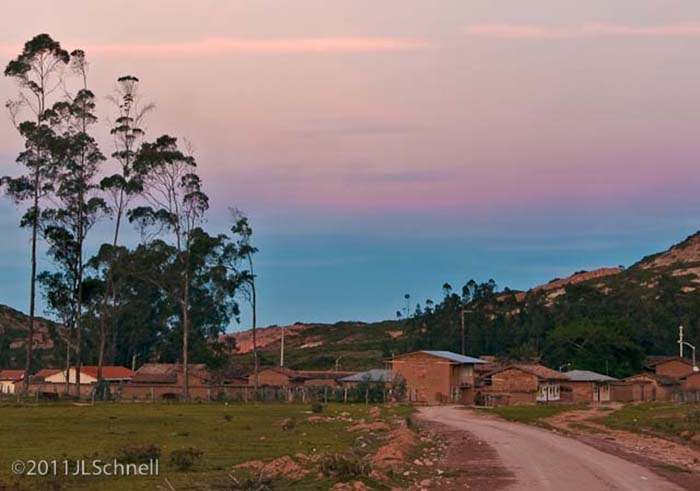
479 404 584 425
596 402 700 442
0 402 412 491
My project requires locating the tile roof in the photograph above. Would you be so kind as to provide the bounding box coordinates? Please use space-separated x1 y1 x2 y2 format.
564 369 617 382
486 364 569 381
340 369 394 383
79 366 134 380
0 370 25 381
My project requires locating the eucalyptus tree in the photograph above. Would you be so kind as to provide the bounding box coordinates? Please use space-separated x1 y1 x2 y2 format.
95 75 150 383
228 208 258 390
40 49 107 394
2 34 69 391
130 135 209 400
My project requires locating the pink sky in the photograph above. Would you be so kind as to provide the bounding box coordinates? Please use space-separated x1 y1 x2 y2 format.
3 1 700 324
1 0 700 221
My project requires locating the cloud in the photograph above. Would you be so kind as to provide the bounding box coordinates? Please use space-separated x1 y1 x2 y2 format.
0 38 432 58
465 23 700 40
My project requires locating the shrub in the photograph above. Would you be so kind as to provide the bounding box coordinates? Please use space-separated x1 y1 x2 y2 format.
319 452 370 481
170 447 204 471
117 443 161 464
311 401 324 414
280 417 296 431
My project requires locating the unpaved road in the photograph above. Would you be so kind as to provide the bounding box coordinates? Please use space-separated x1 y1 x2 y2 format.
419 406 682 491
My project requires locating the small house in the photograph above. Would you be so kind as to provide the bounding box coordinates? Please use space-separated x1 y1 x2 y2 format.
562 369 617 403
390 350 486 404
478 364 568 406
0 370 24 395
643 356 695 379
620 373 681 402
123 363 211 399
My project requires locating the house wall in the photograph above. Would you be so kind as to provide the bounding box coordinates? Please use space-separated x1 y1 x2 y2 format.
685 373 700 390
623 376 677 402
44 368 98 385
254 369 292 387
391 353 453 404
0 380 15 395
303 378 339 388
563 381 593 403
654 360 694 378
480 368 539 406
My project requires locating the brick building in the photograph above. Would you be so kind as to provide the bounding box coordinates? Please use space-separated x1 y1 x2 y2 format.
123 363 211 400
561 370 617 403
390 350 486 404
0 370 24 395
249 367 355 388
478 364 568 406
619 373 681 402
644 356 695 378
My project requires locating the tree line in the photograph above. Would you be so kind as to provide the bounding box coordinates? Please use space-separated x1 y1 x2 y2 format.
1 34 258 400
391 271 699 378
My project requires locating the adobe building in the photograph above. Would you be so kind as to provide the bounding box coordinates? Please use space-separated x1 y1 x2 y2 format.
478 364 568 406
249 367 356 388
123 363 211 400
620 373 682 402
644 356 695 379
20 366 134 398
561 369 617 403
390 350 486 404
0 370 24 395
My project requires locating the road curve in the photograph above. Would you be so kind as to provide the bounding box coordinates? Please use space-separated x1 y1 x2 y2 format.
419 406 681 491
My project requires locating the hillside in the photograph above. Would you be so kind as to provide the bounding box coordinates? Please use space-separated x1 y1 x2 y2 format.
5 233 700 374
0 304 58 367
230 232 700 374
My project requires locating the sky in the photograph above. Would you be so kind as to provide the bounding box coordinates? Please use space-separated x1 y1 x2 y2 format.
1 1 700 329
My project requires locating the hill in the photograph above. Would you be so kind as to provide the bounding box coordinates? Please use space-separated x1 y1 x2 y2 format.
229 232 700 375
0 304 58 368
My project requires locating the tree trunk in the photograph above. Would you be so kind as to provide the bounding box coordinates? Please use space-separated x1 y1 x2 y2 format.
250 255 259 396
23 182 39 395
182 270 190 402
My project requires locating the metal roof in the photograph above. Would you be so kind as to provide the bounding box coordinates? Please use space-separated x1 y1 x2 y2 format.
340 369 394 383
565 369 617 382
419 351 487 364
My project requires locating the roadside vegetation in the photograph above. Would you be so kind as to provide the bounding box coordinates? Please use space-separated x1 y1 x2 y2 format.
596 402 700 444
0 403 413 491
479 404 585 426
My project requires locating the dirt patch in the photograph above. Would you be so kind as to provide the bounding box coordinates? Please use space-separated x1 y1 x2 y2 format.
414 417 514 490
372 426 417 469
330 481 372 491
234 455 309 480
348 422 390 433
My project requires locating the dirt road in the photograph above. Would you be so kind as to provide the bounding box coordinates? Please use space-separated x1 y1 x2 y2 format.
419 406 682 491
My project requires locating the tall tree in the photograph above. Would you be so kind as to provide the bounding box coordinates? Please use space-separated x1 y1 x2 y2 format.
40 48 107 395
96 75 150 384
2 34 69 392
130 135 208 400
228 209 258 391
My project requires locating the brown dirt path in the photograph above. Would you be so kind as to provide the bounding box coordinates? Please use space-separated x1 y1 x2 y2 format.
418 406 681 491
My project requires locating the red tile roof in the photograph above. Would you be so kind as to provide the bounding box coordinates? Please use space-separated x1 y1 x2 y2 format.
34 368 61 379
0 370 25 381
80 366 134 380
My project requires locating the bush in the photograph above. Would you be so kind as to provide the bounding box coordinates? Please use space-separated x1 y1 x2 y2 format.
170 447 204 471
319 452 370 481
311 401 324 414
117 443 161 464
280 417 296 431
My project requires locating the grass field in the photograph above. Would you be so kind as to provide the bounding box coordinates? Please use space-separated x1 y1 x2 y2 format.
478 404 584 425
0 402 412 491
596 402 700 442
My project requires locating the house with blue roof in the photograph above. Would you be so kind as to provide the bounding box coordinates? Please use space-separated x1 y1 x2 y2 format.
390 350 487 404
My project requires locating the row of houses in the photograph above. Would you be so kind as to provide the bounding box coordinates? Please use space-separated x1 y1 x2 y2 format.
380 351 700 405
2 352 698 405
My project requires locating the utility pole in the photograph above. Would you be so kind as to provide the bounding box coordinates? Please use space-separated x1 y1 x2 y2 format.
280 325 285 367
678 325 699 372
460 308 472 355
